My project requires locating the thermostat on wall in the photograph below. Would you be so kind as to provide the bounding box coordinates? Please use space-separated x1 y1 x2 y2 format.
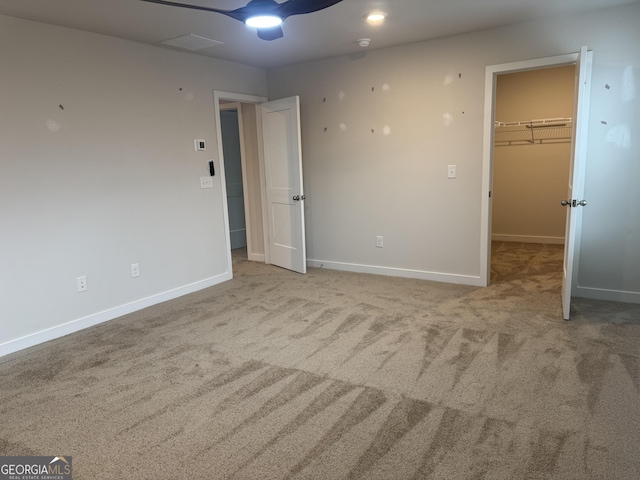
194 139 206 151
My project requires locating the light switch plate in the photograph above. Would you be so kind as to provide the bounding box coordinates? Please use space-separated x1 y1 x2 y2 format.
194 139 206 151
448 165 457 179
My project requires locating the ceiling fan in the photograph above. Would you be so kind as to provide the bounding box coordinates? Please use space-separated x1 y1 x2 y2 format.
140 0 344 41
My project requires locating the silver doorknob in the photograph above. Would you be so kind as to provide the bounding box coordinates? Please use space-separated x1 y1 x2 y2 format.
561 199 587 207
292 195 300 201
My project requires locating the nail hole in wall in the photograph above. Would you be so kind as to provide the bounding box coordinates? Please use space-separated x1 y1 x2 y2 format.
45 119 62 132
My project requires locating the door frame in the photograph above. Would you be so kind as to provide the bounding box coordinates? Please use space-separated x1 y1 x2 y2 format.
480 52 581 286
213 91 268 277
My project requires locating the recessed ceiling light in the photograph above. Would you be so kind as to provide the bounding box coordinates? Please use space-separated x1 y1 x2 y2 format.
245 15 283 28
366 12 386 25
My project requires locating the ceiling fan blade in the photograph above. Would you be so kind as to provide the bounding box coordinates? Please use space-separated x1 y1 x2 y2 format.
141 0 342 41
257 26 284 41
139 0 246 22
277 0 343 18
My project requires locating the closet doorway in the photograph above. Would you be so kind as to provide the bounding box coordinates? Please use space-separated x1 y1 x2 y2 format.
481 48 592 319
218 99 268 267
215 91 308 277
490 66 575 283
220 106 247 250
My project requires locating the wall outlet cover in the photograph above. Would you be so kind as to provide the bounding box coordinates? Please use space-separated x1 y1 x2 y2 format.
200 176 214 189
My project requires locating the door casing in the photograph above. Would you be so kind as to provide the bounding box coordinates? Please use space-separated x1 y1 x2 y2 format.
214 91 268 277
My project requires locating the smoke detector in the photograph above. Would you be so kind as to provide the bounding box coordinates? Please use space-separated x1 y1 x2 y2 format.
357 38 371 47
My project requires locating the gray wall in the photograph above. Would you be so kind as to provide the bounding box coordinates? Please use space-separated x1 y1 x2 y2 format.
0 15 267 354
267 3 640 301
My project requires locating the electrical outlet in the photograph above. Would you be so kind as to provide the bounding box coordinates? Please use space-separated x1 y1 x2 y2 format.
200 176 214 189
77 276 87 292
448 165 457 179
131 263 140 278
376 236 384 248
194 139 206 151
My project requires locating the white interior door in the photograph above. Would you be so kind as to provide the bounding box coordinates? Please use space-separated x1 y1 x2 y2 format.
261 96 306 274
562 46 592 320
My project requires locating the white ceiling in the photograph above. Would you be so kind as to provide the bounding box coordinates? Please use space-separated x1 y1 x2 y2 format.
1 0 637 69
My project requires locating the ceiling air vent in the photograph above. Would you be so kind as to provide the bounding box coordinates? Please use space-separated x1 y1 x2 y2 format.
160 34 223 51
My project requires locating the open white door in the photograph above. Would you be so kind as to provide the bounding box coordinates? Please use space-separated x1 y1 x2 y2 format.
261 96 306 274
562 46 592 320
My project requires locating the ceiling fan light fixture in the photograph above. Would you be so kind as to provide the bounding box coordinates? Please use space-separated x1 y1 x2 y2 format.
245 14 283 28
141 0 345 40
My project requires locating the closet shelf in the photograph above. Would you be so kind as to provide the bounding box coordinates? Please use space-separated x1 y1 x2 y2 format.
494 117 573 146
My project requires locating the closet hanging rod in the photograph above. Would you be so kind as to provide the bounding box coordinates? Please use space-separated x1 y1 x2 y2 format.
494 117 572 128
526 122 568 129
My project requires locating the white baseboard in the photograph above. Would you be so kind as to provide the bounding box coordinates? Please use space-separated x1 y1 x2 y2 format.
247 252 265 263
492 234 564 244
307 259 483 286
574 286 640 305
0 272 232 358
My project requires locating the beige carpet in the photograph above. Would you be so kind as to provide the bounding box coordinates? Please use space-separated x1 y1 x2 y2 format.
1 242 639 479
